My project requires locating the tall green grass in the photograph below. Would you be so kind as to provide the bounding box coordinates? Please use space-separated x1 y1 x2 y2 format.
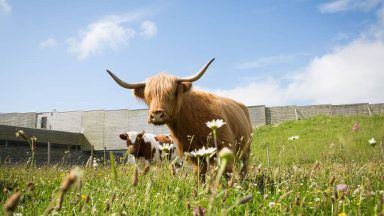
1 115 383 215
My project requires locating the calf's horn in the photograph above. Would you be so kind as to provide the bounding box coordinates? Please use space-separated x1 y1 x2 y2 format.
177 58 215 82
106 69 146 89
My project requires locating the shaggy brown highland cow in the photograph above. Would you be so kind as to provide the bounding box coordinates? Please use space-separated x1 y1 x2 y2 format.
107 59 252 178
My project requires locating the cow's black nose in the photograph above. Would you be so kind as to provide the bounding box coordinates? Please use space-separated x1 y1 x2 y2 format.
150 109 166 123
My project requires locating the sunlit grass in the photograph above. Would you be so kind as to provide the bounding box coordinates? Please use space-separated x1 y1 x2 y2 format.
1 115 384 215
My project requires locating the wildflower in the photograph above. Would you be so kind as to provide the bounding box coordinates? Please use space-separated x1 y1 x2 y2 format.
338 212 347 216
158 143 174 152
336 184 348 192
368 138 377 146
206 119 226 130
15 130 24 137
61 167 82 192
288 135 299 140
352 188 360 197
314 197 320 202
3 191 22 213
218 147 233 161
268 201 276 208
93 159 99 168
352 122 360 132
81 194 90 203
190 147 217 158
132 166 138 186
193 207 206 216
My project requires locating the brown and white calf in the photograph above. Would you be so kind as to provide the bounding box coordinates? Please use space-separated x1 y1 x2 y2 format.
119 131 178 162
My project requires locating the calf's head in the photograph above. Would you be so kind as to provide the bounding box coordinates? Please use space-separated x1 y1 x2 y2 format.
119 131 145 156
107 59 215 125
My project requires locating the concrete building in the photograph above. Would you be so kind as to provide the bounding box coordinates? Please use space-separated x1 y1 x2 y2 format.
0 103 383 164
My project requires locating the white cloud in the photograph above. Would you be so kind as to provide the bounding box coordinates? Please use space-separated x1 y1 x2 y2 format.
208 8 384 106
39 38 58 49
67 12 157 60
0 0 11 15
199 79 289 106
140 20 158 37
209 40 384 106
287 40 384 104
236 53 306 70
318 0 384 13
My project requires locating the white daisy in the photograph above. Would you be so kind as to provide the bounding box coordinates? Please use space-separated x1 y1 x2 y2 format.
368 138 376 146
288 135 299 140
206 119 226 129
190 146 217 157
158 143 174 152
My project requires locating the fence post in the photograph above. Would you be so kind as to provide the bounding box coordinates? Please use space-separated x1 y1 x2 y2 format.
91 145 94 167
47 141 51 165
104 146 107 165
381 137 384 161
294 109 298 121
266 144 270 167
368 105 372 117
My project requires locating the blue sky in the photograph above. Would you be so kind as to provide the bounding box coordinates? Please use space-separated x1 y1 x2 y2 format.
1 0 384 113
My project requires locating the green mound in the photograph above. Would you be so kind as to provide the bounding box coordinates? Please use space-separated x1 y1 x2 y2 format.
252 115 384 165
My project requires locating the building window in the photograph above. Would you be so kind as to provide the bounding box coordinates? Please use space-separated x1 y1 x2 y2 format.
41 117 47 129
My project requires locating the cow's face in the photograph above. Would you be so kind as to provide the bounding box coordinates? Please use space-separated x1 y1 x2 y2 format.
154 134 173 144
119 131 145 156
107 59 215 125
134 74 192 125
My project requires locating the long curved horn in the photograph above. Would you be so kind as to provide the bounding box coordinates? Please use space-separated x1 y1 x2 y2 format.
177 58 215 82
106 69 145 89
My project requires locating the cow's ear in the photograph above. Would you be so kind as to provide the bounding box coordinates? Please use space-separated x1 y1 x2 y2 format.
137 132 144 139
133 87 145 99
119 133 128 140
154 136 159 141
180 82 192 93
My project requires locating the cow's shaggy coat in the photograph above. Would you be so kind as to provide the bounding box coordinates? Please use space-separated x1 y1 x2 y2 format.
108 59 252 178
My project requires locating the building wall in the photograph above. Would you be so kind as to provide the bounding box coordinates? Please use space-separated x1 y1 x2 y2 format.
296 104 332 119
370 103 384 115
0 125 83 145
1 102 384 151
81 110 105 150
248 105 266 127
331 103 370 116
0 112 36 128
104 109 129 150
265 106 297 124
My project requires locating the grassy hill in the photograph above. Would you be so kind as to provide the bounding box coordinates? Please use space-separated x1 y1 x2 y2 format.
252 115 384 165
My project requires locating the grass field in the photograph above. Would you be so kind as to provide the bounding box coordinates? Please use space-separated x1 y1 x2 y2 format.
1 115 384 215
